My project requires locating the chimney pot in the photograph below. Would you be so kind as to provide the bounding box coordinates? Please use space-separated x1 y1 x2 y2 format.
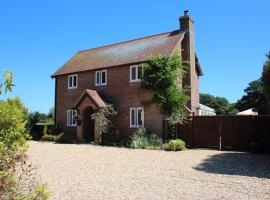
184 10 189 16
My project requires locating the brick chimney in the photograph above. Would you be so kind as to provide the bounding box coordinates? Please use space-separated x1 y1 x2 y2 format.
179 10 199 115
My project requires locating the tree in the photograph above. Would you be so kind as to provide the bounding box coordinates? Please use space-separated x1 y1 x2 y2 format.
235 78 267 114
47 107 55 119
262 52 270 114
200 93 238 115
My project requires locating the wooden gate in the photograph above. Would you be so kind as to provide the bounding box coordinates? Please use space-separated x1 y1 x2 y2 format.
169 116 270 151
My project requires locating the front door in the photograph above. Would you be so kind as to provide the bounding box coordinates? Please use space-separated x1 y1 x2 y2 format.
83 107 95 142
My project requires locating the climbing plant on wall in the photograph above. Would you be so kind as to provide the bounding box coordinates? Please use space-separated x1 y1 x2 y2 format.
91 104 117 134
142 49 189 126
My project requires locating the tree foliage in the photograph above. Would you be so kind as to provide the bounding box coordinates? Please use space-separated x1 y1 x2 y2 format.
262 52 270 114
235 78 267 114
0 71 14 95
200 93 238 115
27 111 53 133
142 50 189 123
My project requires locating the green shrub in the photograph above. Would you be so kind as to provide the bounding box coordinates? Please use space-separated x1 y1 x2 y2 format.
0 97 51 199
146 134 163 149
41 134 58 142
102 128 127 147
163 139 186 151
130 128 149 149
129 128 163 149
55 132 77 144
46 125 61 135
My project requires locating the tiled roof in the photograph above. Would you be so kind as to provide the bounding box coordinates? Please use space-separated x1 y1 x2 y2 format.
52 30 184 77
74 89 106 109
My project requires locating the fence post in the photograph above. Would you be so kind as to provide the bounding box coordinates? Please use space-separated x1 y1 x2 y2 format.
219 119 222 151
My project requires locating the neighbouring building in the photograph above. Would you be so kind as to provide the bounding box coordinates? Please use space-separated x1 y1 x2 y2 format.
51 11 203 142
198 104 216 116
236 108 258 116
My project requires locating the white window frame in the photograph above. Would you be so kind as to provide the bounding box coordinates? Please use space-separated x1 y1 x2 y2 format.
130 107 144 128
67 110 77 127
68 74 78 89
95 69 107 86
130 65 143 83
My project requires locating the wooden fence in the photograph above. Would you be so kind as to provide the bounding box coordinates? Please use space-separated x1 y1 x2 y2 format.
164 116 270 151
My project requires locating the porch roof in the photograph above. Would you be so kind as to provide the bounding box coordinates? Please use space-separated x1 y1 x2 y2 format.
73 89 106 109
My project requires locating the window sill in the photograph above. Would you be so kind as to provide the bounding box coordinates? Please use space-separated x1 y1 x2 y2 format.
129 80 142 83
68 87 77 90
129 126 144 128
95 84 107 87
67 125 77 127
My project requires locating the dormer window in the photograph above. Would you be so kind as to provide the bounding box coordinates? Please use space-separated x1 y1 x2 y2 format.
95 69 107 86
68 74 78 89
130 65 143 82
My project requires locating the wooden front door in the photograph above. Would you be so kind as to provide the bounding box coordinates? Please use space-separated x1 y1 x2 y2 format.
83 107 95 142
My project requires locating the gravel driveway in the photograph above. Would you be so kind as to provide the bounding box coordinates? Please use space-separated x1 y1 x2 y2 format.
28 141 270 200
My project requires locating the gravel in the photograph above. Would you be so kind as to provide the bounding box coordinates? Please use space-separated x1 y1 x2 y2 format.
28 141 270 200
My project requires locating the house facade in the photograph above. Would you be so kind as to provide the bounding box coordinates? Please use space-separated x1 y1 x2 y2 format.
52 11 203 142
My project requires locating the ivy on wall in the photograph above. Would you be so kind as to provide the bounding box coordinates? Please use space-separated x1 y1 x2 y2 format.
142 49 189 125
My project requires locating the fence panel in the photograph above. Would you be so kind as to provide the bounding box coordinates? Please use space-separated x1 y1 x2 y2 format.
221 116 252 150
176 118 193 146
253 116 270 151
192 116 219 148
174 115 270 151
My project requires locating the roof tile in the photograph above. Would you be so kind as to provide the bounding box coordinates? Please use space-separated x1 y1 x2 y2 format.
52 30 184 77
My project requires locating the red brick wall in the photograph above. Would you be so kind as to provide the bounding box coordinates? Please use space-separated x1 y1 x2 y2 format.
55 65 164 139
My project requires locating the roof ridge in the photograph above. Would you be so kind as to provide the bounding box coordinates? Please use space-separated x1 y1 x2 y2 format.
78 29 180 53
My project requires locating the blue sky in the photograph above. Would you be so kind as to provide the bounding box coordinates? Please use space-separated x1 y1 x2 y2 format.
0 0 269 113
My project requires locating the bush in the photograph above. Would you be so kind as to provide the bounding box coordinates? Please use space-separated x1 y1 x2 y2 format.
41 134 58 142
129 128 149 149
146 134 163 149
46 124 61 135
55 132 77 144
102 128 127 147
0 97 51 199
163 139 186 151
129 128 163 149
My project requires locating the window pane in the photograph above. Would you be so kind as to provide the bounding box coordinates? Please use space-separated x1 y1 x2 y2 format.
101 71 106 84
96 72 100 85
67 110 71 125
73 76 77 87
131 67 136 80
137 109 143 126
68 77 73 88
72 110 77 125
131 109 136 126
137 66 143 79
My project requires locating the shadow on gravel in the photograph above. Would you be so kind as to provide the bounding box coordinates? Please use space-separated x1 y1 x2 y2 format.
194 152 270 179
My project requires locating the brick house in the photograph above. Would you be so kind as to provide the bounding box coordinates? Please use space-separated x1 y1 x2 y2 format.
51 11 203 142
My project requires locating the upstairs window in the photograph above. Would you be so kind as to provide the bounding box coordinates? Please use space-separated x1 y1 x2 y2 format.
130 107 144 128
130 65 143 82
68 74 78 89
67 110 77 126
95 69 107 86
